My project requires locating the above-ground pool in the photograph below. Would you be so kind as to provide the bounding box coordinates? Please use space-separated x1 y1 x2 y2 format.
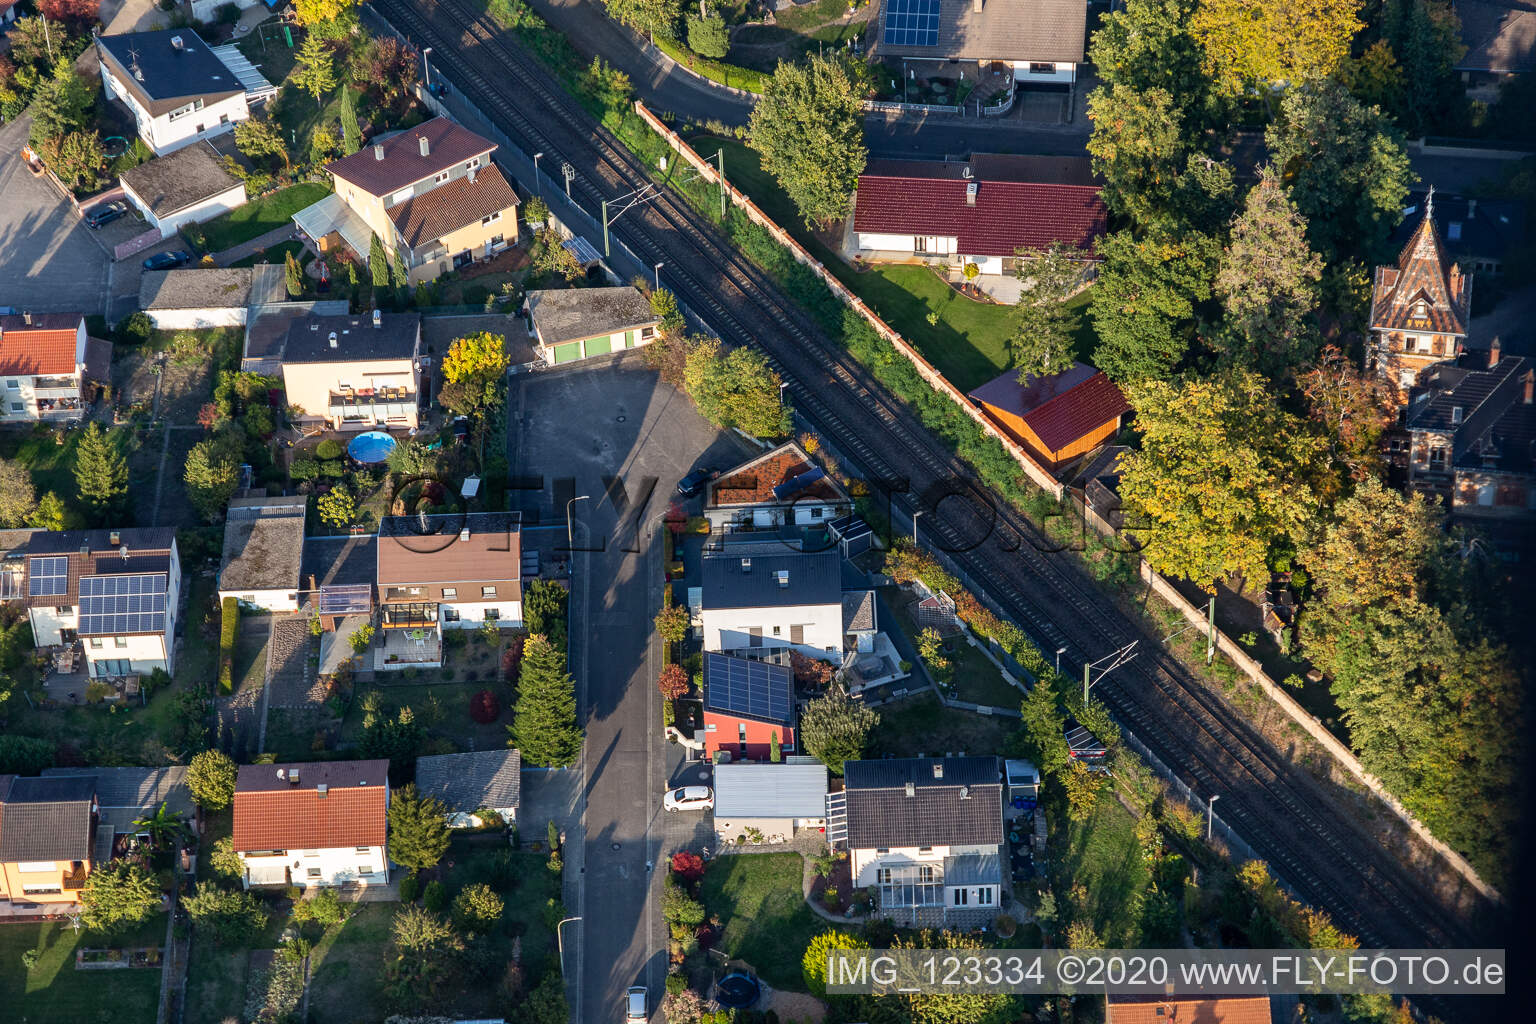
347 431 397 464
714 972 761 1008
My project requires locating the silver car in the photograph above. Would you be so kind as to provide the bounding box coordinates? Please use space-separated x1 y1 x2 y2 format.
625 985 647 1021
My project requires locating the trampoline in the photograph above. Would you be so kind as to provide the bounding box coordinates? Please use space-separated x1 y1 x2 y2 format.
715 972 761 1009
347 431 397 464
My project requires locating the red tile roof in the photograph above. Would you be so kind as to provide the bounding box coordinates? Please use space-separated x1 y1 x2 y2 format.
969 363 1129 454
1107 995 1272 1024
232 760 389 851
0 314 83 376
709 443 847 506
326 117 496 198
387 164 518 249
853 170 1107 258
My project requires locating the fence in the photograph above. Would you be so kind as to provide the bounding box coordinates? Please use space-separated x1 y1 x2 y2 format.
864 99 961 115
633 101 1065 500
982 90 1017 117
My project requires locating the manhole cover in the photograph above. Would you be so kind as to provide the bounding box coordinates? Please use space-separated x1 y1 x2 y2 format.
611 842 621 852
698 767 711 780
616 415 626 422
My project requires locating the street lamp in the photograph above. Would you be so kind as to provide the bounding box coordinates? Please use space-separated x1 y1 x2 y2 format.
566 494 589 548
533 152 544 197
912 509 922 544
422 47 432 91
556 916 581 978
1207 795 1219 841
1054 645 1067 674
654 261 665 290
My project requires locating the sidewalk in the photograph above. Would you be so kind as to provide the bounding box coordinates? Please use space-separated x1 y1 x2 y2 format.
213 225 299 267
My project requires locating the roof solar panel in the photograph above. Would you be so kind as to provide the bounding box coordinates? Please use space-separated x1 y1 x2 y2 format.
78 573 168 636
319 583 372 615
882 0 939 47
704 652 792 723
29 556 68 597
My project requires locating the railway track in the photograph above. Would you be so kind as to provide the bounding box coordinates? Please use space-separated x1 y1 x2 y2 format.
370 0 1485 969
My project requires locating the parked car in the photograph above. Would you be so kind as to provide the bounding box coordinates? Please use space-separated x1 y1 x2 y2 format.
676 467 716 497
663 786 714 812
83 201 127 229
625 985 647 1022
142 250 190 271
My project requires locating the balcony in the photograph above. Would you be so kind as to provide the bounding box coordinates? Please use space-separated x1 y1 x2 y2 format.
35 396 83 417
328 388 416 426
376 627 442 670
62 862 88 890
34 376 81 394
381 602 438 629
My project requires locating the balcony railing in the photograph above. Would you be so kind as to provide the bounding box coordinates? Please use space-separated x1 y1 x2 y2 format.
381 602 438 629
34 376 80 393
62 863 89 890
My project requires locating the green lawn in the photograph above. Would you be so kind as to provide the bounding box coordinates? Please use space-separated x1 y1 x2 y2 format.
1051 789 1152 946
229 239 306 268
890 599 1023 709
235 18 300 86
867 693 1020 759
197 182 330 254
0 914 167 1024
698 852 823 991
182 897 292 1024
0 423 134 507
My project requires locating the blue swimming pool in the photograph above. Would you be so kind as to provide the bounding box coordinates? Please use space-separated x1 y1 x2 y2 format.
715 972 761 1008
347 431 397 464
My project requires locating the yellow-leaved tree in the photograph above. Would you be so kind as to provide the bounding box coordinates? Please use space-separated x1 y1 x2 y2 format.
1191 0 1363 98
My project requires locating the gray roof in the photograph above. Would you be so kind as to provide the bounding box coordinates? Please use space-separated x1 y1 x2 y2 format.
219 496 308 594
97 29 244 115
1390 191 1527 264
714 763 828 819
842 757 1003 850
0 775 96 862
842 590 877 633
140 268 253 311
121 141 243 218
525 286 659 347
301 535 378 589
700 540 842 611
282 312 421 363
1455 0 1536 74
43 766 193 834
872 0 1086 63
943 852 1002 886
414 750 521 813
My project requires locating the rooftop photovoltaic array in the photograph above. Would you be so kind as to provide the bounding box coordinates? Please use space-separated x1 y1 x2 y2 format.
882 0 940 47
28 556 68 597
704 652 793 723
319 583 372 615
78 573 168 636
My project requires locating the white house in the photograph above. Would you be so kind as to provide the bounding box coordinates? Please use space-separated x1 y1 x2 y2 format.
97 29 255 156
870 0 1085 85
415 749 520 828
218 495 308 612
703 442 852 533
120 140 247 240
699 538 845 661
834 757 1004 927
232 760 390 889
0 313 89 422
139 268 254 330
6 528 182 678
713 761 829 846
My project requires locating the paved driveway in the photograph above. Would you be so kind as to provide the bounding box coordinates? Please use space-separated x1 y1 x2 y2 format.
509 359 742 1021
0 116 113 315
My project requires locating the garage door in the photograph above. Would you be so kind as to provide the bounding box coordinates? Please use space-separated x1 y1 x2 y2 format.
585 335 613 357
552 342 583 363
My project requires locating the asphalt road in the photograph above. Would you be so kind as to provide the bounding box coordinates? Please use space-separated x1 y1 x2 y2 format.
509 361 739 1022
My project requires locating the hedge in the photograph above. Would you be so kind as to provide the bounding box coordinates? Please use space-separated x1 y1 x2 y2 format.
219 596 239 693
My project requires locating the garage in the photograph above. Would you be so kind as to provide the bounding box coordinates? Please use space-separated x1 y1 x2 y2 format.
139 267 255 329
120 140 247 240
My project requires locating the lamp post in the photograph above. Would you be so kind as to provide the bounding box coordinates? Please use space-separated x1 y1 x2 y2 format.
566 494 589 549
654 261 665 290
422 47 432 91
1054 645 1067 674
912 509 922 544
1207 795 1219 841
556 916 581 978
533 152 544 198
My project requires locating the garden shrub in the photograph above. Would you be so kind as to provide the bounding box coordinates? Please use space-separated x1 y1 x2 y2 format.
469 689 500 723
398 874 420 903
315 439 344 460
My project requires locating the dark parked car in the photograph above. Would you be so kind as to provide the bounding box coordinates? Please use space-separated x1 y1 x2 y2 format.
676 467 716 497
142 250 191 271
83 201 127 229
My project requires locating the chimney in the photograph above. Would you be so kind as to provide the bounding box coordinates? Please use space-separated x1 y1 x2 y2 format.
959 785 970 800
170 35 184 50
120 545 129 560
904 781 916 797
22 312 32 326
459 526 471 542
972 0 981 11
1489 338 1501 368
276 768 286 781
80 542 90 557
307 574 317 591
372 309 382 329
109 531 120 546
932 763 944 779
328 331 338 349
1524 370 1534 405
373 143 385 161
316 783 328 798
965 181 977 206
418 135 430 158
289 767 301 786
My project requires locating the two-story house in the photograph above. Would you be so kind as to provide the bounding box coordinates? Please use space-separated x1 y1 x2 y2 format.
869 0 1086 87
832 756 1004 927
375 512 523 670
10 528 181 678
232 760 390 889
701 652 797 761
279 311 423 432
0 776 101 909
298 117 519 284
699 537 845 661
1370 191 1473 401
96 29 259 156
0 313 89 422
703 442 853 533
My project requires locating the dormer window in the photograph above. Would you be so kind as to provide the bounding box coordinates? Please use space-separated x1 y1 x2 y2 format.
391 188 411 206
466 157 480 170
434 171 450 184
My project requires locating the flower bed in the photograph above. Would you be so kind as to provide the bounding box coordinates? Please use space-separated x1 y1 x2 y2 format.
76 946 164 969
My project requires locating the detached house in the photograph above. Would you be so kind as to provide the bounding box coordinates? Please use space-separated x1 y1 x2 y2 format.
524 286 661 365
969 362 1129 470
704 442 852 533
415 749 521 828
0 313 89 422
279 311 423 432
120 140 247 240
375 512 523 670
218 495 308 612
232 760 390 889
96 29 271 156
5 528 181 678
1370 194 1473 400
832 757 1005 927
870 0 1087 85
298 117 519 284
702 652 797 761
700 537 844 661
0 776 100 908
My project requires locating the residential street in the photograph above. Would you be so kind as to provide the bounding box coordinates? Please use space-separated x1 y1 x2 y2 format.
509 361 742 1021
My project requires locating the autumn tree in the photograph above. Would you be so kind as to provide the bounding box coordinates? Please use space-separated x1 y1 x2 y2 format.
235 116 290 173
28 492 68 531
80 862 161 935
37 0 100 31
1297 344 1392 484
1090 228 1222 383
1266 77 1412 263
293 0 359 28
316 485 358 529
40 130 107 191
653 603 689 643
681 337 793 438
28 64 93 150
799 688 878 774
349 36 417 110
531 226 584 284
74 423 128 524
748 53 867 227
602 0 680 37
1212 169 1325 378
1086 85 1189 228
1009 243 1089 381
0 459 37 528
657 664 689 700
1118 371 1326 590
1191 0 1363 99
292 32 337 106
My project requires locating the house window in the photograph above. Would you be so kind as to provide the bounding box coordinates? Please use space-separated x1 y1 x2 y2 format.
481 211 501 225
358 864 374 875
307 867 322 878
57 606 72 615
466 157 480 170
89 638 103 649
220 113 229 125
977 887 993 905
875 847 889 855
10 402 22 413
483 608 500 620
392 189 412 206
913 236 927 254
1029 62 1056 74
772 625 781 636
748 627 762 648
435 171 451 184
810 507 823 518
1429 448 1447 471
21 884 62 895
355 847 370 854
442 588 457 599
481 586 496 597
953 887 969 905
443 608 460 622
16 861 55 873
918 846 933 854
488 234 504 246
790 624 805 644
5 380 16 390
409 586 423 595
115 637 128 648
918 865 935 882
877 868 891 884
